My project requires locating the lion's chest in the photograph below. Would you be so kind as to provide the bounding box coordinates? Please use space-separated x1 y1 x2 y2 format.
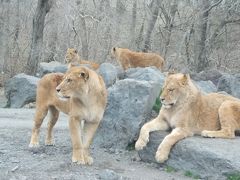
165 110 187 128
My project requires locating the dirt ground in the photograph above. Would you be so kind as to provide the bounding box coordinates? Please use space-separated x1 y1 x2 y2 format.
0 89 191 180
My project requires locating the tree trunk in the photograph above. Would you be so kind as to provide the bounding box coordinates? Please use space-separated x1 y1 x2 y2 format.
161 0 178 59
79 13 88 60
143 0 160 52
25 0 52 75
130 1 137 49
194 0 210 72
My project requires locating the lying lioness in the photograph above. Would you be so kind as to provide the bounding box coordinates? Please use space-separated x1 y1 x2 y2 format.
29 66 107 165
135 72 240 163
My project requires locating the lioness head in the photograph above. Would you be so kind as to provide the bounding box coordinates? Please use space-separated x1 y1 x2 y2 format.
65 48 79 63
56 66 89 99
111 47 118 59
160 73 190 109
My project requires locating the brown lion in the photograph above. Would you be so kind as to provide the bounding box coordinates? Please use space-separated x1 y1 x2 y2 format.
65 48 100 70
135 72 240 163
29 66 107 165
111 47 164 71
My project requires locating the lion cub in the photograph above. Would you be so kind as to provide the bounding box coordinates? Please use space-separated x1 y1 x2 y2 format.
135 72 240 163
111 47 164 71
29 66 107 165
65 48 100 70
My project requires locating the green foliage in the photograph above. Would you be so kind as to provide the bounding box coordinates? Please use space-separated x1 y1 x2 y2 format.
184 171 201 179
164 166 176 173
152 91 162 113
126 142 135 151
226 173 240 180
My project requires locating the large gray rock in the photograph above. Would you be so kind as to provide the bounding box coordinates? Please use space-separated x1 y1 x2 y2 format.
191 69 223 85
94 78 161 149
217 73 240 98
98 63 119 87
125 67 164 86
194 80 217 93
38 61 68 77
4 73 40 108
138 131 240 179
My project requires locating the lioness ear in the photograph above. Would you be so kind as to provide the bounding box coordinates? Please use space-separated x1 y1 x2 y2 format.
74 49 78 54
113 47 116 52
181 74 190 85
80 71 89 81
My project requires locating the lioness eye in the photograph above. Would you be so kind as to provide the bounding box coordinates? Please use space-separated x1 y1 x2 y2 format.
168 89 174 92
66 79 72 83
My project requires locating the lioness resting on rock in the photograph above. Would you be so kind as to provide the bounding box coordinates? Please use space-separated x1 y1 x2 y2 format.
111 47 164 71
135 72 240 163
29 66 107 165
65 48 100 70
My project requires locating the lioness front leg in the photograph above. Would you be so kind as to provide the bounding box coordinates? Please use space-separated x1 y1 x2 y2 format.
68 116 85 164
155 128 192 163
135 114 169 150
82 121 100 165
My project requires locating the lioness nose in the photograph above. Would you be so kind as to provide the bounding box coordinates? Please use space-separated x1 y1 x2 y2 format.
56 88 61 92
160 97 165 102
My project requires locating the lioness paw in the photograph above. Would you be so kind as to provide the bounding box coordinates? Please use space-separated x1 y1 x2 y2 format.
28 142 39 148
155 151 168 163
201 130 213 138
135 138 148 150
45 139 55 146
84 155 93 165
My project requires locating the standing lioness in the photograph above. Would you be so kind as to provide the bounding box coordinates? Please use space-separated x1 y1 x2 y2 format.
29 66 107 165
135 72 240 163
111 47 164 71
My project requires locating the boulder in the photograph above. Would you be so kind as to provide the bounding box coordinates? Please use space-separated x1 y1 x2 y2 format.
38 61 68 77
217 73 240 98
125 67 164 86
138 131 240 179
194 80 217 93
4 73 40 108
191 69 223 85
94 78 161 149
98 63 119 87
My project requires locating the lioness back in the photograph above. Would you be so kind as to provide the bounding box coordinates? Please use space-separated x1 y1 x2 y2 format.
111 47 164 71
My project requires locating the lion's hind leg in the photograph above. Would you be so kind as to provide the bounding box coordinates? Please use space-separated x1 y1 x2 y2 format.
202 101 240 138
29 106 48 148
45 106 59 146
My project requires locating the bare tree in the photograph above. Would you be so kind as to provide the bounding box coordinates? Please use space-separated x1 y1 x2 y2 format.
143 0 160 52
25 0 53 75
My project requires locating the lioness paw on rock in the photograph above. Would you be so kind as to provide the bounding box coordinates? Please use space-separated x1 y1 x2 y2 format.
29 66 107 165
136 72 240 163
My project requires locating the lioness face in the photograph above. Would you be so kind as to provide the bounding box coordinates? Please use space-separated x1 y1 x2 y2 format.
160 73 189 109
65 48 78 63
56 67 89 99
